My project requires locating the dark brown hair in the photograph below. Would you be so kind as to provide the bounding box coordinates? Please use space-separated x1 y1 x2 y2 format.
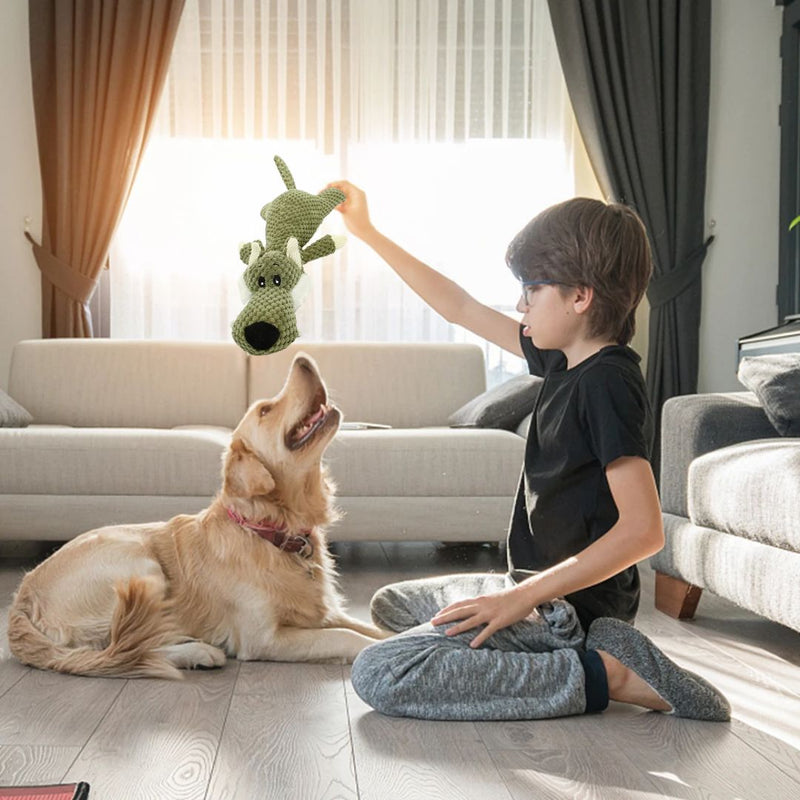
505 198 653 345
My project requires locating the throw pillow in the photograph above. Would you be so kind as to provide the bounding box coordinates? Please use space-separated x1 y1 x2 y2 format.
0 388 33 427
449 374 542 431
737 354 800 436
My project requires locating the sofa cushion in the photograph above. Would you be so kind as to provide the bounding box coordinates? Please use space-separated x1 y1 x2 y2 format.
448 375 542 431
326 428 525 497
737 354 800 436
0 425 523 501
8 340 248 428
687 438 800 552
0 426 231 496
659 392 777 517
0 388 33 427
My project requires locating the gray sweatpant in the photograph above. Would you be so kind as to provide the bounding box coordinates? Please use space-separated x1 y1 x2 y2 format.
350 572 589 721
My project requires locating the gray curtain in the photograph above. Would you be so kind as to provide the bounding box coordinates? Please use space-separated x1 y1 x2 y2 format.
547 0 713 472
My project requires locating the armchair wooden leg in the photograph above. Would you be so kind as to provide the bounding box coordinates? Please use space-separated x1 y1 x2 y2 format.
654 571 703 620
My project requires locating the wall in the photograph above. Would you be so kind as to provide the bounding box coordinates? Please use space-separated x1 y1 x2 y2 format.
700 0 782 392
0 1 784 394
0 1 40 391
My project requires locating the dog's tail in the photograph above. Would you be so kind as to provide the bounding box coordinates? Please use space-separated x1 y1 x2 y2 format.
7 577 182 680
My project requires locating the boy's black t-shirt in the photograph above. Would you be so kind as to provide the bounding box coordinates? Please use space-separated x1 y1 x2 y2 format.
508 328 654 630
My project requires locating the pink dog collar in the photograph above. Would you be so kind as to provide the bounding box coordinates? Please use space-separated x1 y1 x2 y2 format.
226 507 314 558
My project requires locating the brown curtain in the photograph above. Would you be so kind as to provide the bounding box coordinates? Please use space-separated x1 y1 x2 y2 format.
27 0 185 337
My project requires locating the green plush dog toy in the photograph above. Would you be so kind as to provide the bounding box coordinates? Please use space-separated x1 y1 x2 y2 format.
232 156 345 355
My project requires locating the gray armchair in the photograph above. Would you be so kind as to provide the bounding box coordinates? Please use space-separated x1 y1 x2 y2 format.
651 391 800 633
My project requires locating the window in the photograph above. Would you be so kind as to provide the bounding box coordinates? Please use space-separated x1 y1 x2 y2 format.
111 0 584 383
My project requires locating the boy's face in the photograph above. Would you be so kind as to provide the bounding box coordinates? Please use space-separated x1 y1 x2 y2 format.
517 282 584 351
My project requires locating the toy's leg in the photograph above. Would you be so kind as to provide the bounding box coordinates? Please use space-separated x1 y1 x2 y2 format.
301 234 344 263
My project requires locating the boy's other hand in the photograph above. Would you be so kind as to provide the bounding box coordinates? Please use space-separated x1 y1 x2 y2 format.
327 180 375 240
430 586 540 649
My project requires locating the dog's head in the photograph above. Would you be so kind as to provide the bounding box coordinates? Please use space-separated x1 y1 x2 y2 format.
222 353 340 526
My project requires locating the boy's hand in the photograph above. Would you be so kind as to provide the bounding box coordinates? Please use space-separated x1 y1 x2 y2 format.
327 180 375 240
430 585 540 649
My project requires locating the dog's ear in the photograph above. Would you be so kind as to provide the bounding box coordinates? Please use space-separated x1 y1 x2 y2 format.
223 439 276 498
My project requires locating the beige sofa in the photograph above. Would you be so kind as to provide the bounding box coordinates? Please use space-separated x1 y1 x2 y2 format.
0 339 526 543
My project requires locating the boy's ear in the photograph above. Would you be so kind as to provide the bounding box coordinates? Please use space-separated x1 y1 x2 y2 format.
573 285 594 315
223 439 276 498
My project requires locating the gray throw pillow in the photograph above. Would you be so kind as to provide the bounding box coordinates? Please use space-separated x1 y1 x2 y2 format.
737 354 800 436
449 374 542 431
0 388 33 427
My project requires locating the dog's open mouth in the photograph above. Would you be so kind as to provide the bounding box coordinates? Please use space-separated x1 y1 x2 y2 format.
287 398 335 450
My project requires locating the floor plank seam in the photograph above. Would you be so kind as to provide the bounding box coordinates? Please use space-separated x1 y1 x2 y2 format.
202 660 242 800
341 666 363 800
58 676 128 783
0 667 29 701
729 725 800 789
483 744 520 800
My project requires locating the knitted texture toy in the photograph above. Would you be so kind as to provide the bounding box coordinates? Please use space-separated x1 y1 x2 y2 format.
232 156 345 355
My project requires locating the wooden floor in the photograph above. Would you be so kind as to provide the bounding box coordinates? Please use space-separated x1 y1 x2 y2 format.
0 540 798 800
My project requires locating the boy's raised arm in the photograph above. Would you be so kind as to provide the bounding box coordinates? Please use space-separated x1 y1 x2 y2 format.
329 181 523 357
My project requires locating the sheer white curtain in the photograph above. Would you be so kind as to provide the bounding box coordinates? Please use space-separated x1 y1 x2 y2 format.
110 0 581 383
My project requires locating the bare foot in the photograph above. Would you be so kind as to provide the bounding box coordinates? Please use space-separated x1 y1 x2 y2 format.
597 649 672 712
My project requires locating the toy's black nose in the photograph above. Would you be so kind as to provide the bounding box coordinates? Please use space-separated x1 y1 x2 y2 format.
244 322 280 351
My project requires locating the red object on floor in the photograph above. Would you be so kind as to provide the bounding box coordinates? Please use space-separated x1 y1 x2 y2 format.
0 784 89 800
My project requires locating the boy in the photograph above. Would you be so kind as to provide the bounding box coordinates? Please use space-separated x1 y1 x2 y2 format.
329 181 729 722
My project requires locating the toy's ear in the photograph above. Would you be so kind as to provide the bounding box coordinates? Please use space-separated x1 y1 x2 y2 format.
286 237 302 268
238 273 252 304
292 272 312 310
260 202 271 221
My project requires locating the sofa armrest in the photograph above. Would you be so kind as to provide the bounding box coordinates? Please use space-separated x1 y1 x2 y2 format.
659 391 778 517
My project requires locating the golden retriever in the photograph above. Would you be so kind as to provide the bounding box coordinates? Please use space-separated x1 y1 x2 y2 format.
8 353 389 679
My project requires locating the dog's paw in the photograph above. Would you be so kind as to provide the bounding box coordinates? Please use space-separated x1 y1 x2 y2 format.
160 641 227 671
190 643 227 670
